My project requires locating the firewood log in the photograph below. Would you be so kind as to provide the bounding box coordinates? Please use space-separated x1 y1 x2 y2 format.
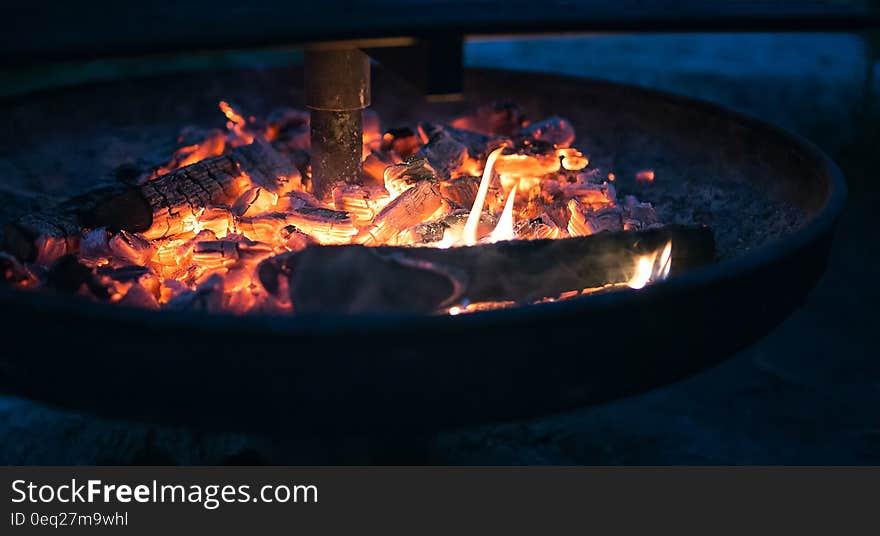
5 212 82 265
2 182 131 263
110 153 248 240
4 140 300 260
259 224 715 314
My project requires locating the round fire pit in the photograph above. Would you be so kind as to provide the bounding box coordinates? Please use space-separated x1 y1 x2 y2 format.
0 67 845 434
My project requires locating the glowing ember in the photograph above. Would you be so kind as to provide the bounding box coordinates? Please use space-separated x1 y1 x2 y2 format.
636 169 655 182
3 100 679 315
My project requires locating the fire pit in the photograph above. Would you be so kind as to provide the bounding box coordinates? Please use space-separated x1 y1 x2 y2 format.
0 65 844 434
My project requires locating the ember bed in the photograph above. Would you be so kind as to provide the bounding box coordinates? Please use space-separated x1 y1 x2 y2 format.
0 67 844 434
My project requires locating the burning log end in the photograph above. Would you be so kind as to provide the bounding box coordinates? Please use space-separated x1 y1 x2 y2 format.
3 212 81 264
83 140 294 240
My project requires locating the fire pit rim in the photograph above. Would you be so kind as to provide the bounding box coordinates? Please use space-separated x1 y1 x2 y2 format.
0 73 846 336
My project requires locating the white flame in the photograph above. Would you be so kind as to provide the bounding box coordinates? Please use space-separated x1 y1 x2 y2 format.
657 241 672 280
627 255 656 290
436 229 457 249
463 147 505 245
489 183 518 242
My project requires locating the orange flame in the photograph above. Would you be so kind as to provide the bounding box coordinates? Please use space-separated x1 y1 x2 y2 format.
627 241 673 289
219 101 254 144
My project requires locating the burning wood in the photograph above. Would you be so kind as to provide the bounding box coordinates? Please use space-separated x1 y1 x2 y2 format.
260 225 714 314
88 138 297 240
123 154 246 240
232 187 279 217
108 230 155 265
383 156 436 197
285 206 358 245
356 179 444 245
2 98 716 316
414 124 469 180
567 199 625 236
440 176 481 209
332 184 391 225
230 138 301 194
401 210 498 245
514 213 564 240
381 127 421 158
420 122 500 163
7 212 81 265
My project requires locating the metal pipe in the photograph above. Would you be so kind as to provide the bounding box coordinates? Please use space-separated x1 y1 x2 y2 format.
305 46 371 200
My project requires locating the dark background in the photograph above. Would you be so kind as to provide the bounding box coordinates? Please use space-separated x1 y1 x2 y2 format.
1 27 878 463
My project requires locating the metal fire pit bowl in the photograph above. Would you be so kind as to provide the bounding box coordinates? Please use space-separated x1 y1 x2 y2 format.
0 67 845 435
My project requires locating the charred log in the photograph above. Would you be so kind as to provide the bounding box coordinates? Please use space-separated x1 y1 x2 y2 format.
89 140 296 240
4 211 82 264
2 181 136 263
414 124 468 181
261 224 715 314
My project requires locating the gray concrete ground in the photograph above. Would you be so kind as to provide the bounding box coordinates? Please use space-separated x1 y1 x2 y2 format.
1 33 877 464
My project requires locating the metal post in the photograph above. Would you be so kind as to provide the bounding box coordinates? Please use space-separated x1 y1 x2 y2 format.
305 46 371 200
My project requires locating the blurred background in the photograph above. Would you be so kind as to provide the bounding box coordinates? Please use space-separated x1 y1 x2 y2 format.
1 29 878 464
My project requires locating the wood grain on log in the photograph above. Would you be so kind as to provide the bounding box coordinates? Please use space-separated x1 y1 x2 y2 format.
92 140 297 240
5 140 300 259
137 155 246 239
